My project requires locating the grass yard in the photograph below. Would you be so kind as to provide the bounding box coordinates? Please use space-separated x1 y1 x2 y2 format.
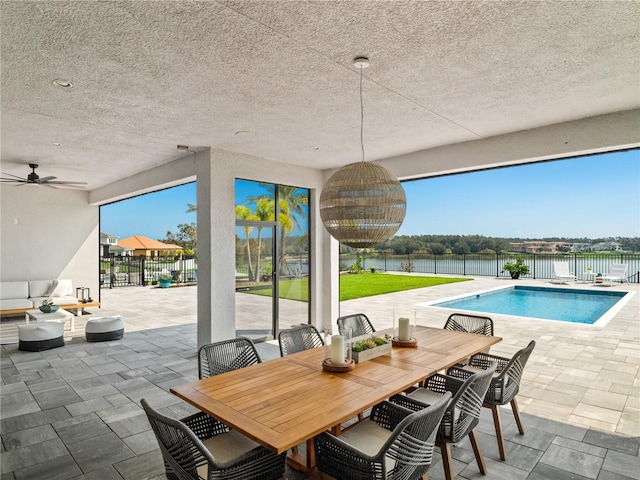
241 273 471 302
339 272 471 301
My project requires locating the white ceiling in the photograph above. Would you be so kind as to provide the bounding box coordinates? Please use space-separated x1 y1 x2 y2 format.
1 1 638 190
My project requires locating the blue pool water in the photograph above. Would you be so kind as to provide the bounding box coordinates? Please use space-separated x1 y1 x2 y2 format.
431 286 627 325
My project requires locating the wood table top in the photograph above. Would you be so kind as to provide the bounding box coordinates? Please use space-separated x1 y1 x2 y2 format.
171 326 501 454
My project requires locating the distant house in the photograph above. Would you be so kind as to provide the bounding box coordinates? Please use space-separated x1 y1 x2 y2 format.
100 232 134 257
118 235 182 257
509 241 570 254
591 241 623 252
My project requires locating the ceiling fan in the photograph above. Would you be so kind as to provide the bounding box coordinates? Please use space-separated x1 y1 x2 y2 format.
0 163 87 189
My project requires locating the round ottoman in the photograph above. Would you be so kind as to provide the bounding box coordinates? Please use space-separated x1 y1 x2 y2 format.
85 315 124 342
18 322 65 352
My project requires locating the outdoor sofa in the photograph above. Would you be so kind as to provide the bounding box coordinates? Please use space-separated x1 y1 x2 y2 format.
0 279 77 315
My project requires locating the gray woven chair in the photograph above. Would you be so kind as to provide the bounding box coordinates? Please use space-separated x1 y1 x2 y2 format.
141 399 285 480
278 324 324 357
198 337 262 379
443 313 494 336
337 313 376 337
314 393 451 480
447 340 536 460
390 363 497 480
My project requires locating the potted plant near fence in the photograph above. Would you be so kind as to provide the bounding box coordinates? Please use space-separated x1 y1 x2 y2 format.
502 258 530 279
158 275 172 288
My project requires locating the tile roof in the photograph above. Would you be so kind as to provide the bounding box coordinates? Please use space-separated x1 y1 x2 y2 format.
118 235 181 250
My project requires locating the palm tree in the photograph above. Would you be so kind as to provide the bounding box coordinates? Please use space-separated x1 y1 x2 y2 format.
235 205 259 281
253 198 275 281
248 185 308 275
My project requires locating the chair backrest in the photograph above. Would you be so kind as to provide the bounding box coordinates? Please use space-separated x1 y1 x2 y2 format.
198 337 261 379
385 392 451 479
607 264 628 277
141 398 214 480
488 340 536 405
337 313 376 337
443 313 494 336
446 362 497 443
278 324 324 356
553 261 571 275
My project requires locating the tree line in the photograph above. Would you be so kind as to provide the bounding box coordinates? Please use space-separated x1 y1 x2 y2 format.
341 235 640 255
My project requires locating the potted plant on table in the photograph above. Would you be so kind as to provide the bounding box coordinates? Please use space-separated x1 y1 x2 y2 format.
502 258 530 279
39 299 59 313
351 334 392 363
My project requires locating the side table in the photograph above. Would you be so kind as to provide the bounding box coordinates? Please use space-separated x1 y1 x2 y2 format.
25 308 75 331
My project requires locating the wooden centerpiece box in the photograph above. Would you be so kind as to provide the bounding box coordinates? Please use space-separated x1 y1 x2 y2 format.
351 336 392 363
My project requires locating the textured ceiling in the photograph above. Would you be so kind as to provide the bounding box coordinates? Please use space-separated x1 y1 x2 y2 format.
1 1 638 190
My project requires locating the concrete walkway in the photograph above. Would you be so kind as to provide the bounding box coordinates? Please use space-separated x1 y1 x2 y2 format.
1 275 638 479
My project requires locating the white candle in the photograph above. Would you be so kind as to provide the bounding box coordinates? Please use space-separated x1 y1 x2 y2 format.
331 335 345 364
398 317 410 341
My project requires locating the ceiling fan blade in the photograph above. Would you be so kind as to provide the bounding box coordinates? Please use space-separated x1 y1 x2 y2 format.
1 172 28 181
46 180 88 185
40 183 58 189
37 176 57 182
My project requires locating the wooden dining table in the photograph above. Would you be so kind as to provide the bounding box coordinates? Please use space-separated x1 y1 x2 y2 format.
170 326 501 473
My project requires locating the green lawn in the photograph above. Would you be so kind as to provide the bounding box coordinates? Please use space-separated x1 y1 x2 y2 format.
338 273 471 301
241 273 471 302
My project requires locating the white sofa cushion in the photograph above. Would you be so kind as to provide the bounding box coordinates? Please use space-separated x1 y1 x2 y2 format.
0 298 34 310
1 281 29 300
30 296 78 307
29 280 56 298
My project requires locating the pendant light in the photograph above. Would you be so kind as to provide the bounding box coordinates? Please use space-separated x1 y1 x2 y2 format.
319 57 406 249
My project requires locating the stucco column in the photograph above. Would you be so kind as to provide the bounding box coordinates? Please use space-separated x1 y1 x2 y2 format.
196 149 236 348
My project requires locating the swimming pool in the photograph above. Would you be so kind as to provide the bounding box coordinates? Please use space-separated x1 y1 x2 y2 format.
427 286 631 326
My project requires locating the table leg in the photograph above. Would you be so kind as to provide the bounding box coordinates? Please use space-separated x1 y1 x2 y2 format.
286 438 317 474
69 315 75 331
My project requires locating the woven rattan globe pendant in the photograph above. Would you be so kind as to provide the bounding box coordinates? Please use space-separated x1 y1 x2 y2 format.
319 57 406 248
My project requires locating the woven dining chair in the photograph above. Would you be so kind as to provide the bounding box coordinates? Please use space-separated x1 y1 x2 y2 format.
314 393 451 480
278 324 324 357
390 363 497 480
141 398 286 480
337 313 376 337
198 337 262 379
443 313 494 336
447 340 536 461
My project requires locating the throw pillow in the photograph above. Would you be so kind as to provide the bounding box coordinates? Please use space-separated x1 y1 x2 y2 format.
51 279 72 297
44 280 58 297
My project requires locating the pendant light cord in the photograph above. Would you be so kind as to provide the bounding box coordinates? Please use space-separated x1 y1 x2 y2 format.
359 64 365 163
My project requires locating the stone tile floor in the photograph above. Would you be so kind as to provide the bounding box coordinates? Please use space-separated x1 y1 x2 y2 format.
1 276 638 479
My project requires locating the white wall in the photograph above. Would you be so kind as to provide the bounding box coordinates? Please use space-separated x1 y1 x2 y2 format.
0 185 99 296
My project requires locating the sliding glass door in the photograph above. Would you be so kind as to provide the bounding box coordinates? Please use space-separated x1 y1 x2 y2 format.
235 180 310 340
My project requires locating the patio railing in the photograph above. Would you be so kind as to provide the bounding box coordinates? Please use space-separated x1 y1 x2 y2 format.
100 255 197 288
340 252 640 283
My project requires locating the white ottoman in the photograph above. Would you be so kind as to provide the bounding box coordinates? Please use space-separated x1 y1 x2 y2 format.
18 322 65 352
85 315 124 342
